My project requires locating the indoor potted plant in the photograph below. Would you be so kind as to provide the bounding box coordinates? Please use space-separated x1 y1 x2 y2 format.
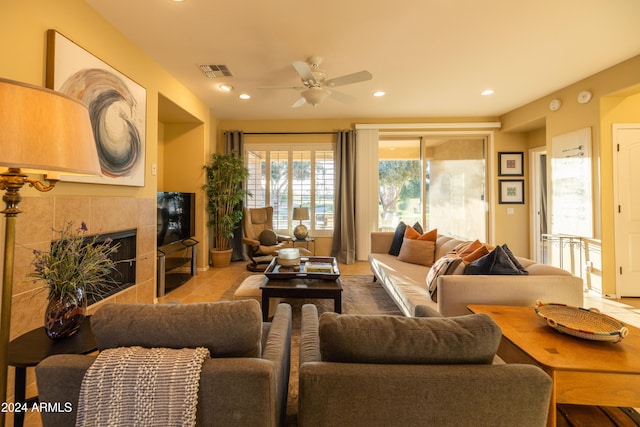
30 220 120 339
203 152 249 267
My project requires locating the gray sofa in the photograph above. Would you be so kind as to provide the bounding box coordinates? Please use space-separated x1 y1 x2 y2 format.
36 300 292 427
369 231 585 316
298 304 553 427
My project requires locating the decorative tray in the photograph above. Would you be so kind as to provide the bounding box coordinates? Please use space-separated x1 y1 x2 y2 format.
264 256 340 280
535 302 629 343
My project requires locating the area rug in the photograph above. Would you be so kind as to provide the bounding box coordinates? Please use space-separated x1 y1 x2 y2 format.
219 273 401 425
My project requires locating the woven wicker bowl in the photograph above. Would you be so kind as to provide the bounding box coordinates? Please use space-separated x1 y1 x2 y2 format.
535 302 629 343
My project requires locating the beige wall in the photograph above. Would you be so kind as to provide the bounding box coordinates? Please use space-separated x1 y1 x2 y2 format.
500 55 640 296
0 0 213 346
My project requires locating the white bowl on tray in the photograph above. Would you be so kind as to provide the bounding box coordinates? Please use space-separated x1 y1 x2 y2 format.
277 248 300 266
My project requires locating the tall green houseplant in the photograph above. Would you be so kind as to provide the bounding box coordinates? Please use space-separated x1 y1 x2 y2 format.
203 152 249 266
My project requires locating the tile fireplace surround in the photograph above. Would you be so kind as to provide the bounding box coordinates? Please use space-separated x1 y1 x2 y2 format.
9 195 156 341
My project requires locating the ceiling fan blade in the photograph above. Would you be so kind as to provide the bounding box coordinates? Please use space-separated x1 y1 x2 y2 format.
329 90 356 104
325 70 372 87
291 97 307 108
292 60 316 84
258 85 306 90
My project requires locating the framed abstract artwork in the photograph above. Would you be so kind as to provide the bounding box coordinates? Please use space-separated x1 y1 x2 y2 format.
46 30 146 186
498 152 524 176
499 179 524 204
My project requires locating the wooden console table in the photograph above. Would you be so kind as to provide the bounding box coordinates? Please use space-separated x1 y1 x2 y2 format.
468 304 640 427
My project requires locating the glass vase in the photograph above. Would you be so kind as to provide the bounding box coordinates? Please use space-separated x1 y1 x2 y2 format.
44 288 87 340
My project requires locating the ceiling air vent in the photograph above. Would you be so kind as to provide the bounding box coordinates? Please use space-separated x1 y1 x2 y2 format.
198 64 233 78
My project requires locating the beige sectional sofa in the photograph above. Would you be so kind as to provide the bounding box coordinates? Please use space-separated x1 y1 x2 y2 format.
369 231 585 317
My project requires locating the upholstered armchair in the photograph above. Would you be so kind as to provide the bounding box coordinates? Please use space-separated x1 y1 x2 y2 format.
298 304 552 427
242 206 291 271
36 300 292 427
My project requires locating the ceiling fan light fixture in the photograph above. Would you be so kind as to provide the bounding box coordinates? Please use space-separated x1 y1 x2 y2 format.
301 87 330 106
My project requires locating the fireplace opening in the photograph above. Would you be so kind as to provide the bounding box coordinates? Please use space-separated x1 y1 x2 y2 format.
86 228 137 305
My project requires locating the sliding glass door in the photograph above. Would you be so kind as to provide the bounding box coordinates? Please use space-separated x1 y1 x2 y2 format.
378 136 487 242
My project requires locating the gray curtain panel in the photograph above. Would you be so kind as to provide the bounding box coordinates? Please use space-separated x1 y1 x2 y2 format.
224 130 246 261
331 130 357 264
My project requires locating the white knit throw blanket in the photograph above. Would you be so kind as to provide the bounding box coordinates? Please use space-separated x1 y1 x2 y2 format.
76 346 210 427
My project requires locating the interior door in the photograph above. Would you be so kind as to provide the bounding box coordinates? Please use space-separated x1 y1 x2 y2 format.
613 124 640 297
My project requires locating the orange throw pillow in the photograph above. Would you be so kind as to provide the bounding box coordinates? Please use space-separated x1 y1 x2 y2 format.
455 240 483 257
404 226 437 241
463 245 490 263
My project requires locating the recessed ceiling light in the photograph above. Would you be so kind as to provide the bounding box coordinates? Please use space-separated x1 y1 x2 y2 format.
373 91 386 97
219 84 233 92
239 93 251 100
481 89 495 96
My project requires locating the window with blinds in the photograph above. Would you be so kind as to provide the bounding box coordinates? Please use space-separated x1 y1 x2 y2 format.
244 137 335 237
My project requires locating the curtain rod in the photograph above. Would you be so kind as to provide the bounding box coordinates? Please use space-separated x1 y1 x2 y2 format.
242 131 339 135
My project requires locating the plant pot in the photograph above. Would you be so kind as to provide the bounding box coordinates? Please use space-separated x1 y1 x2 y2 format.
210 248 233 268
44 288 87 340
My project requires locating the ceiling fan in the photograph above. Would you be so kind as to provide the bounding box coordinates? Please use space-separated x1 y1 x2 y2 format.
260 56 372 107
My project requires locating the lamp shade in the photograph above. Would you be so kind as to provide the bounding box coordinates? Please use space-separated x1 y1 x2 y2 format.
0 78 101 176
293 207 310 221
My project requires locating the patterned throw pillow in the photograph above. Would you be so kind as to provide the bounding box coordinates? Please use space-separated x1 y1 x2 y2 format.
427 256 463 302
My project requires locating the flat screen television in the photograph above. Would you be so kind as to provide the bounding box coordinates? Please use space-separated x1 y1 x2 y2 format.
157 192 196 247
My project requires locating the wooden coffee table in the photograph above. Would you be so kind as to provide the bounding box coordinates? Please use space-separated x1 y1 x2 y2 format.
468 304 640 427
260 256 343 321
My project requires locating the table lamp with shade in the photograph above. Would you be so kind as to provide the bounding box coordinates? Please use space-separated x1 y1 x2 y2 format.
0 78 101 421
293 206 310 240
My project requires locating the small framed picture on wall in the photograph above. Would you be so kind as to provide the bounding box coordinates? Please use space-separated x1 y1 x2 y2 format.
498 152 524 176
499 180 525 204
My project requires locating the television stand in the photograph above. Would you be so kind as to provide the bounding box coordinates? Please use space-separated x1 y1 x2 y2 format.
157 238 198 297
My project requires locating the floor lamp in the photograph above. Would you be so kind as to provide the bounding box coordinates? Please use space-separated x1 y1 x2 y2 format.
0 78 101 421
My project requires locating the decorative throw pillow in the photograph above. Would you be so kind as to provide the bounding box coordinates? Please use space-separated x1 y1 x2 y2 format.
462 245 490 263
501 244 528 275
259 229 278 246
463 246 526 275
404 225 437 242
397 238 436 266
388 222 407 256
426 256 463 302
397 226 438 266
454 239 483 257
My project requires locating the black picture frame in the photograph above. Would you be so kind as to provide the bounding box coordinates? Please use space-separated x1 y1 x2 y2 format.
498 152 524 176
499 179 525 204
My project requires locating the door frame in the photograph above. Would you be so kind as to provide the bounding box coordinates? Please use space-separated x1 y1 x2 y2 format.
529 146 547 262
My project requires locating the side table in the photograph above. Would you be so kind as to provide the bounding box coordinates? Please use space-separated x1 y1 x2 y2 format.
7 316 97 427
293 237 315 255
